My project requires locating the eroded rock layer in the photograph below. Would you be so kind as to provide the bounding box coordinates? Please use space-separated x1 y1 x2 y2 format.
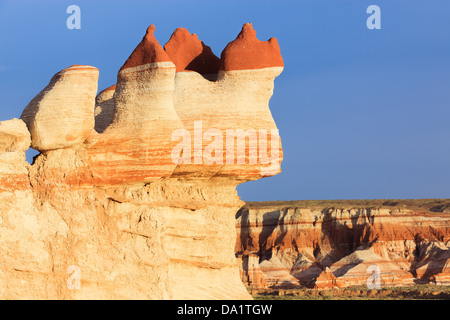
236 200 450 290
0 23 284 299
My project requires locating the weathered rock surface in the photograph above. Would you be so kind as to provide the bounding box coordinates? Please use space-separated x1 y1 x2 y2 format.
313 267 337 289
0 118 31 153
88 25 184 186
236 200 450 289
168 23 283 181
220 23 284 71
413 240 450 285
94 84 116 133
21 65 98 151
0 23 284 299
0 118 31 193
164 27 220 75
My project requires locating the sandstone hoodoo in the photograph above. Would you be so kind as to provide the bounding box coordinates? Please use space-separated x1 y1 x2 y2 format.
0 118 30 153
0 23 284 299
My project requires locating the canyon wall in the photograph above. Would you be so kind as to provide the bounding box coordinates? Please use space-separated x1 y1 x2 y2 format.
0 23 283 299
236 200 450 289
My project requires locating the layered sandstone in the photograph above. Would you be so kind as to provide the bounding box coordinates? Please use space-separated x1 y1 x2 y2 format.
164 27 220 76
0 118 31 193
21 65 98 151
0 118 31 153
0 23 284 299
236 200 450 289
170 23 283 180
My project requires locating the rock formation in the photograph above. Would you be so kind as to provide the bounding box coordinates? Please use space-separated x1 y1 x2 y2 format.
94 84 116 133
21 65 99 151
236 200 450 290
0 23 284 299
313 267 337 289
0 118 30 193
164 27 220 76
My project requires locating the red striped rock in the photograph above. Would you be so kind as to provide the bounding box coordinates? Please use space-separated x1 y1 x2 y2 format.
330 247 415 288
0 118 30 153
0 156 30 192
433 271 450 285
236 201 450 289
313 267 338 289
257 256 300 289
0 119 31 192
120 25 172 71
413 241 450 284
240 254 268 289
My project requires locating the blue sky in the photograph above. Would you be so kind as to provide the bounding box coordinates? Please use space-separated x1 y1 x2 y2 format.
0 0 449 201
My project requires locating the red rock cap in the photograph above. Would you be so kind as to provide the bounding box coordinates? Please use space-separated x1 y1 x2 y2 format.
164 28 220 74
220 23 284 71
50 65 98 82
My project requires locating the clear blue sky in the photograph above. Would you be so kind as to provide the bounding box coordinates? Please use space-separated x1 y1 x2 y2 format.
1 0 449 201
